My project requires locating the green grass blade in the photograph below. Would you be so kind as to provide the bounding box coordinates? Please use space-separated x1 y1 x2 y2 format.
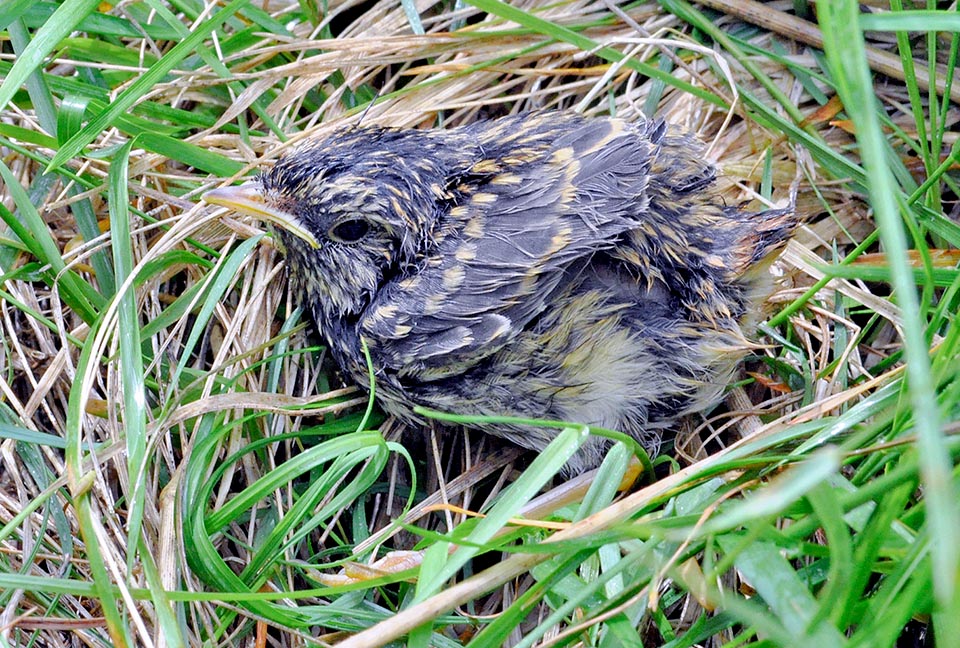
0 160 103 322
859 10 960 32
466 0 725 109
9 22 117 296
0 0 101 114
817 2 960 644
46 0 250 171
107 139 149 576
64 315 133 647
413 426 585 603
0 0 34 31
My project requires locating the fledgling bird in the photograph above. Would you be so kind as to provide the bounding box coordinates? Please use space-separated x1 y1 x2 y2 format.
205 112 796 472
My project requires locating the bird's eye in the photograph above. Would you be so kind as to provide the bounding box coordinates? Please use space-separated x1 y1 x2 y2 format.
328 219 370 243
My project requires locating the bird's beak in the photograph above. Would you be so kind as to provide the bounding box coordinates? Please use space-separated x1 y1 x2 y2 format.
203 182 321 249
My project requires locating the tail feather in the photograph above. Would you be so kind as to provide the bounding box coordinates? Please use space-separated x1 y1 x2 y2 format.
731 204 799 275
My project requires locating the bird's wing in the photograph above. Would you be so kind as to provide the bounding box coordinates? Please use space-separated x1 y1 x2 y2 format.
361 116 665 379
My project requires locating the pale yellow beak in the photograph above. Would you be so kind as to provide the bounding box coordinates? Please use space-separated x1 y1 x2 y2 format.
203 182 320 249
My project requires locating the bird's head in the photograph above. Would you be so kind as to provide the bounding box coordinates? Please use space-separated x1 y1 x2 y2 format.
204 128 466 330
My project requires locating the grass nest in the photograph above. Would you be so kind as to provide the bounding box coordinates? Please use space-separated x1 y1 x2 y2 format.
1 1 958 646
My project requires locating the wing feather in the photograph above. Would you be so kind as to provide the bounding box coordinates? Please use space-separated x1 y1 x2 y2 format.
360 115 664 377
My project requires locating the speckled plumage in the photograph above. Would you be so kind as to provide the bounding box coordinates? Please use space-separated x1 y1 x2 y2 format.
206 112 796 471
